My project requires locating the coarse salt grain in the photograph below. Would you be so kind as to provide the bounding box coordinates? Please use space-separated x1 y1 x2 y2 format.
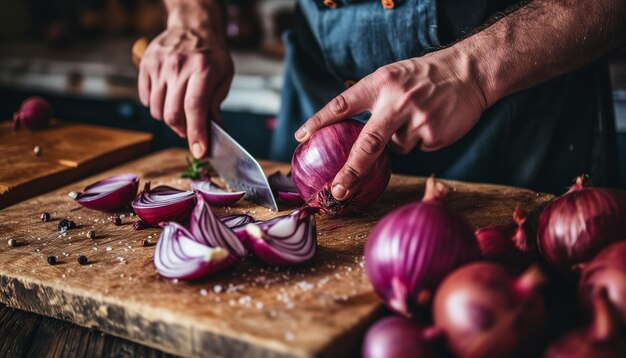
213 285 223 294
199 289 208 296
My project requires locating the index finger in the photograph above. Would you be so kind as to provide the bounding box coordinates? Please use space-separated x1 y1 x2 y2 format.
330 113 400 200
295 80 375 142
185 72 212 159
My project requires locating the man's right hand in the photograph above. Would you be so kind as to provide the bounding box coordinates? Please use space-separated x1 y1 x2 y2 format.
138 4 233 159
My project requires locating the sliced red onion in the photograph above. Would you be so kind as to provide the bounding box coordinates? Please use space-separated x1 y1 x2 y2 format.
131 182 196 226
154 222 235 280
72 173 139 211
190 179 245 207
268 171 305 206
277 191 305 206
243 207 318 266
217 213 256 228
268 171 298 192
190 194 248 258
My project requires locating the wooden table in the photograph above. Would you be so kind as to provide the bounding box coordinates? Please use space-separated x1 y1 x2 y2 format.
0 147 553 357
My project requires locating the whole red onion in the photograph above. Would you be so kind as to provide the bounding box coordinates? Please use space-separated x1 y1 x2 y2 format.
538 176 626 272
475 206 536 269
579 241 626 324
546 288 626 358
433 262 547 358
12 97 53 130
362 316 446 358
365 176 481 317
291 120 391 216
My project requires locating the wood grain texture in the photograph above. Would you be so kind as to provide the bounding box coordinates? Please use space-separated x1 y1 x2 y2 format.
0 303 176 358
0 148 553 357
0 120 152 209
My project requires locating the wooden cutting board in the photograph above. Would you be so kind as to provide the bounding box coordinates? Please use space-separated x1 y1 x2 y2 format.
0 148 553 357
0 120 152 209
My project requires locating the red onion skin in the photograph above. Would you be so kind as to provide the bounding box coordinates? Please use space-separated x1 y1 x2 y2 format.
579 241 626 324
131 184 196 226
291 120 391 216
13 97 52 130
474 207 536 270
365 177 481 317
74 174 139 211
538 176 626 272
546 289 626 358
362 317 447 358
433 262 547 358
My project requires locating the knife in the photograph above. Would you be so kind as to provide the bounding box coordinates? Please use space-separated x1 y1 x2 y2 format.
132 38 278 211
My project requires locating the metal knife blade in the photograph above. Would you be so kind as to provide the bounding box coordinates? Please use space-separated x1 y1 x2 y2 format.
208 121 278 211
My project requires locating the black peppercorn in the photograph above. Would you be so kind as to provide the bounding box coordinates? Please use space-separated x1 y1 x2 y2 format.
41 212 50 222
77 255 88 265
47 256 57 265
141 239 150 247
133 220 147 230
112 217 122 226
58 219 76 232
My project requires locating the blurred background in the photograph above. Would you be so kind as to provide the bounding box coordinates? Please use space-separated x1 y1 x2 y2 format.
0 0 625 187
0 0 293 159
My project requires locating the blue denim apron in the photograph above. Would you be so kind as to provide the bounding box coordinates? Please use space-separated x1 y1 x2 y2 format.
269 0 618 194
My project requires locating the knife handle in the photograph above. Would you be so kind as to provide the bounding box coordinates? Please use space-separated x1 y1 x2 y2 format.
131 38 149 69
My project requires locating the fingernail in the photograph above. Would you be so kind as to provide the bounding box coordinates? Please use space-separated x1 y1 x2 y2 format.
192 142 204 158
295 127 308 141
331 184 347 200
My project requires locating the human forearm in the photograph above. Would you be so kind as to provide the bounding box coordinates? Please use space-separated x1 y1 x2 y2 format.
452 0 626 107
164 0 226 36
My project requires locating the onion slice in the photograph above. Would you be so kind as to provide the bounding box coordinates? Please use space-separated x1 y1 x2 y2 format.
154 222 235 280
268 171 305 206
277 191 305 206
244 207 318 266
190 179 245 207
190 194 249 258
73 173 139 211
218 213 256 228
131 182 196 226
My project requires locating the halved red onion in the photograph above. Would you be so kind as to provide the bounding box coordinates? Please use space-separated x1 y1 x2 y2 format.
218 213 256 228
131 182 196 226
154 222 235 280
268 171 304 206
190 179 245 207
190 194 248 258
243 207 318 266
73 173 139 211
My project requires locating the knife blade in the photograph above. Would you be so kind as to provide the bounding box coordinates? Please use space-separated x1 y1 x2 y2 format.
208 121 278 211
